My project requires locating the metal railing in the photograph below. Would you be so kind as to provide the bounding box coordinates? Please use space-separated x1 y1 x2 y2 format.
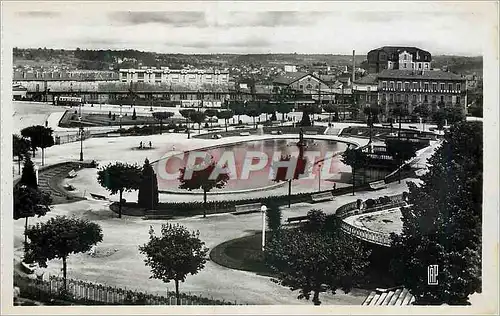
336 193 407 247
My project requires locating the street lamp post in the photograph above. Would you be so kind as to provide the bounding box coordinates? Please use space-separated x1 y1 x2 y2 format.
260 205 267 252
119 105 123 130
35 165 39 185
79 116 84 161
318 162 323 192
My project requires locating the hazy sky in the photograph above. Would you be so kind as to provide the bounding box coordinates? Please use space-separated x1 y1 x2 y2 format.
3 2 495 56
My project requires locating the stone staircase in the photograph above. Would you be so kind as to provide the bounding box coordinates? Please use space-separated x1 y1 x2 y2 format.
362 286 415 306
36 162 91 205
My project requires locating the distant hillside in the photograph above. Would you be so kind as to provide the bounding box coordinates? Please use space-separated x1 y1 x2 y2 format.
432 55 483 76
13 48 366 71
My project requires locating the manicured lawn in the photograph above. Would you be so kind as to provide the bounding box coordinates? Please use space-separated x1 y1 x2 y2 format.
209 233 274 276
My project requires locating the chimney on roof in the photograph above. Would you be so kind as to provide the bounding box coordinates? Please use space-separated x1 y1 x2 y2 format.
352 50 356 84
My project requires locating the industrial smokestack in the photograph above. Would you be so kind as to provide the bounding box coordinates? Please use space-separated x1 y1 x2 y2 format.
352 50 356 84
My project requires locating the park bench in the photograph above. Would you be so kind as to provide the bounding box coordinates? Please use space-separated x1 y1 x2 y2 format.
67 169 77 178
107 133 121 137
142 214 174 220
369 180 388 190
382 123 392 127
409 125 418 129
305 131 318 135
270 131 278 135
311 191 334 203
215 134 222 139
89 193 108 201
239 132 251 136
286 215 309 224
232 203 262 215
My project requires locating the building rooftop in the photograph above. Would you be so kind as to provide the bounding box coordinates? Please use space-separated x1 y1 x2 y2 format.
119 68 229 74
377 69 465 81
355 73 378 84
272 72 310 85
13 71 119 81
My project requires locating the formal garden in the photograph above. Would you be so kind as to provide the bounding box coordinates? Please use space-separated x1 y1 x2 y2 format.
11 100 482 306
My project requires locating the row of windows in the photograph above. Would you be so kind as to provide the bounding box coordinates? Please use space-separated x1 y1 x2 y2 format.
381 93 461 104
382 81 461 92
400 62 430 70
126 77 228 84
122 73 226 80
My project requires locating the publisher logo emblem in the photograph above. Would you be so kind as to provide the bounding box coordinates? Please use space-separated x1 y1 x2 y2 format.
427 265 438 285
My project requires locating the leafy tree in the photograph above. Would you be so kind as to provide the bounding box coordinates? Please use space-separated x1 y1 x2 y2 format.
390 121 482 305
137 159 159 210
108 111 112 118
97 162 141 218
385 138 418 183
229 102 245 123
303 209 328 232
341 147 369 195
363 106 380 126
14 184 52 249
25 216 103 292
413 104 430 130
21 125 54 163
363 106 381 143
189 111 206 133
265 211 371 305
390 104 409 137
132 108 137 120
270 112 277 121
13 134 31 175
432 109 447 130
204 109 218 128
272 148 309 207
322 104 338 125
468 94 483 117
139 224 209 305
261 102 275 121
444 106 465 124
178 159 229 218
20 156 38 189
179 109 196 138
216 109 234 132
276 102 293 124
245 102 262 128
152 111 174 135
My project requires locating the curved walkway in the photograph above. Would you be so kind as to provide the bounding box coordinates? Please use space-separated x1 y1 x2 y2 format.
14 161 94 205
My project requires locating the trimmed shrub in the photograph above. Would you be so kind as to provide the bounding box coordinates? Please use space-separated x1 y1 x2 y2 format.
365 198 375 208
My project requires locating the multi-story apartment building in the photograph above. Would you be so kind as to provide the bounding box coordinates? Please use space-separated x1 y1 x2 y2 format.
352 74 378 108
118 67 229 86
376 69 467 114
367 46 432 73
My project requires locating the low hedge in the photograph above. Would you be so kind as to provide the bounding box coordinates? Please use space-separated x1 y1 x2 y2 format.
110 183 374 217
115 124 187 136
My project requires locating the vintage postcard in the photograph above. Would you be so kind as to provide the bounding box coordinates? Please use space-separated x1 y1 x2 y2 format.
1 1 498 315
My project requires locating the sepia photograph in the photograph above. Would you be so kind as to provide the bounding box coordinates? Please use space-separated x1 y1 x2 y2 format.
1 1 498 314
